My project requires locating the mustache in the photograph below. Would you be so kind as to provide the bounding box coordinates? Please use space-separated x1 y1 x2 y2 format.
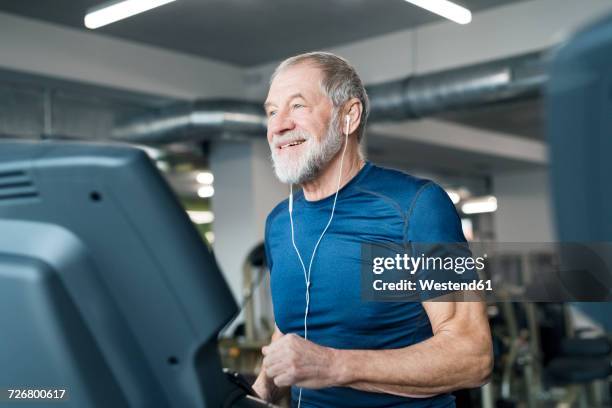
272 130 312 148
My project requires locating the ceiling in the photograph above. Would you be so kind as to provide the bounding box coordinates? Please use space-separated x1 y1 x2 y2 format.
438 98 544 140
366 132 545 179
0 0 524 66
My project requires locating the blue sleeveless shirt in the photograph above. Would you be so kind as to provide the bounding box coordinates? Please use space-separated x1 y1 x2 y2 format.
264 162 465 407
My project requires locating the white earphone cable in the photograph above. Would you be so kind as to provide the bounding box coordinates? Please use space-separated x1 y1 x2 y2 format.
291 116 351 408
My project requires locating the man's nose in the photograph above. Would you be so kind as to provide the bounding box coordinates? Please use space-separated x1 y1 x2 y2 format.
268 111 296 137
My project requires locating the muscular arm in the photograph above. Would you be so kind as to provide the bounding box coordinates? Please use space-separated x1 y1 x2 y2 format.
335 299 493 396
261 299 492 398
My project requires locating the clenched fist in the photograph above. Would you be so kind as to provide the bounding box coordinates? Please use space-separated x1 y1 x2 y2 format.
261 333 341 389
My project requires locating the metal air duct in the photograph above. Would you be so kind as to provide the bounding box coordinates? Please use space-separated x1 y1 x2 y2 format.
112 51 548 144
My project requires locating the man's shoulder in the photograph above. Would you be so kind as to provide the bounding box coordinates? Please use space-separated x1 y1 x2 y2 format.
362 162 434 203
366 163 464 242
265 197 289 229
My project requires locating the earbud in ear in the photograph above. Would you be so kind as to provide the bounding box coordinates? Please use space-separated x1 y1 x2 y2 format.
344 115 350 135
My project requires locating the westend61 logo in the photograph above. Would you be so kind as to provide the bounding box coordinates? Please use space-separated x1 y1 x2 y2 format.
360 242 612 302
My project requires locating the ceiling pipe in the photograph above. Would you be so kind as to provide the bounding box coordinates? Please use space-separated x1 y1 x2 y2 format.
111 51 548 144
111 99 267 144
367 50 547 120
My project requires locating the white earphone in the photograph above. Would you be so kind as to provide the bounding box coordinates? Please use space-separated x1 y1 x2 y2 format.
290 114 351 407
344 114 350 136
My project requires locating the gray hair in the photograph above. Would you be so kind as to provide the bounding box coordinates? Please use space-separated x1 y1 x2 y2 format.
270 51 370 142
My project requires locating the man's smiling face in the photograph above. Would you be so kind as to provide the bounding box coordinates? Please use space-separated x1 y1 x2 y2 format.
265 62 342 184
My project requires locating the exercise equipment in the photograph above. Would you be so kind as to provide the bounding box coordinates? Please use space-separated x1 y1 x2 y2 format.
0 140 274 408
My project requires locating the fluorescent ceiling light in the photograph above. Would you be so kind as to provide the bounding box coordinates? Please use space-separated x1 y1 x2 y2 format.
404 0 472 25
461 218 474 241
461 196 497 214
205 231 215 244
198 185 215 198
155 161 169 172
85 0 177 29
132 144 163 160
187 210 214 224
445 189 461 205
196 171 214 185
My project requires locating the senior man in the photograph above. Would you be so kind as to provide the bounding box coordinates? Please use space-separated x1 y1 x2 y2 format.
252 52 493 408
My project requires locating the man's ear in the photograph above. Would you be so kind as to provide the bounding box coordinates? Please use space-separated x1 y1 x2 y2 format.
345 98 363 135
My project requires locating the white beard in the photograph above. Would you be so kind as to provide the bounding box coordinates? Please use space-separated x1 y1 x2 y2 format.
270 115 343 185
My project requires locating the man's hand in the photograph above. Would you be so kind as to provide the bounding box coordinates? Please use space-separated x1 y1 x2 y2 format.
252 325 289 402
262 333 340 389
255 300 492 400
251 372 276 402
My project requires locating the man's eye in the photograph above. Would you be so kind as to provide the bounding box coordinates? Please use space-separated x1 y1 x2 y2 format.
268 111 277 117
292 104 304 109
